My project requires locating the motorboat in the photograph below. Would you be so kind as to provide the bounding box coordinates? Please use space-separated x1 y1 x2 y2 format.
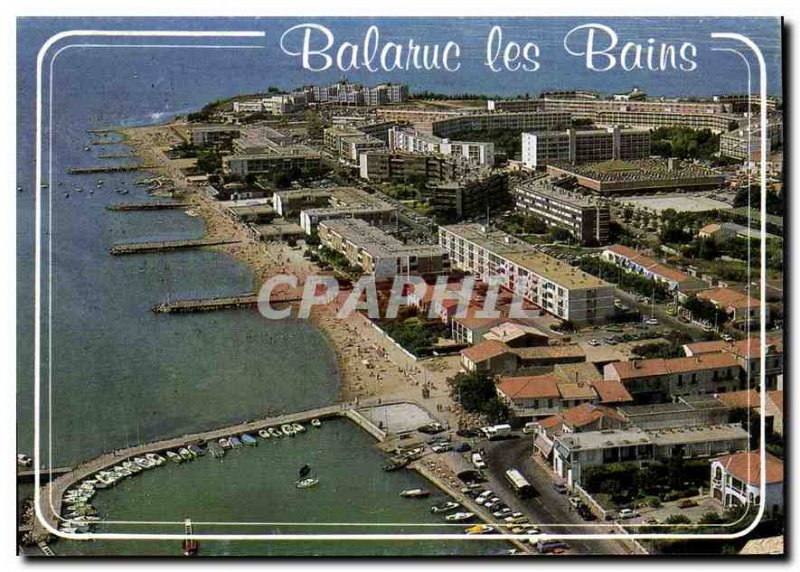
399 489 430 499
445 512 475 522
218 438 232 450
178 448 194 461
229 437 243 449
166 451 183 464
382 460 407 472
123 460 143 473
241 434 258 446
292 423 305 434
207 442 225 459
465 524 494 535
281 424 295 437
295 477 319 489
311 419 322 428
258 429 270 439
134 457 154 470
188 444 205 456
431 501 460 514
113 465 132 477
146 453 166 466
268 428 282 438
17 453 33 467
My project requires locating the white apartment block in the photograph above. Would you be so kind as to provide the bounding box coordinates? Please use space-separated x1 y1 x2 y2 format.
438 224 615 324
521 126 650 169
389 128 495 166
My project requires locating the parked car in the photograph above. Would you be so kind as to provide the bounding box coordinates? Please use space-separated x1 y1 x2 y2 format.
645 318 659 326
588 339 601 347
471 453 487 469
618 508 638 519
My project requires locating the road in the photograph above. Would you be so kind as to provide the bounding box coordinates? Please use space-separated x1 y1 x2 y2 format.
481 436 637 556
614 289 708 342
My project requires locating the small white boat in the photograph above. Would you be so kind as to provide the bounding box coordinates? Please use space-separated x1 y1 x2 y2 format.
166 451 183 464
445 512 475 522
311 419 322 428
268 427 282 438
123 460 143 473
258 429 270 439
465 524 494 535
296 477 319 489
146 453 166 466
431 501 460 514
218 438 232 450
281 424 295 437
292 423 305 434
134 457 154 470
399 489 430 498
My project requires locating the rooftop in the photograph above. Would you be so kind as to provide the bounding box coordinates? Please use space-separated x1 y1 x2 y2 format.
558 428 651 451
497 374 560 400
697 287 761 310
461 340 511 364
715 389 761 410
649 423 748 446
609 352 740 380
715 450 783 485
548 158 723 184
590 380 634 404
320 218 443 259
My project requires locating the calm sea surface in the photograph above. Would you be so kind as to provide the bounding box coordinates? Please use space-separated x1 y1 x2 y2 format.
17 17 781 556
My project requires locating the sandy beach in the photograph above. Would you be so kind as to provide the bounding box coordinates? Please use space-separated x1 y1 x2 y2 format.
121 123 474 430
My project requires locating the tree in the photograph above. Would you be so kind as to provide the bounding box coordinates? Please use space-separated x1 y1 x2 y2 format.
196 149 222 173
448 372 508 422
665 514 692 525
305 109 324 140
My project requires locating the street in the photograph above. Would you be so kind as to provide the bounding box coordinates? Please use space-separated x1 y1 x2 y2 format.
481 436 637 556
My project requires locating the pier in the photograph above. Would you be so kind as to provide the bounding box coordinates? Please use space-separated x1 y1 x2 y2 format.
110 238 241 255
68 165 156 175
17 466 74 483
106 202 189 212
33 404 347 537
152 290 304 314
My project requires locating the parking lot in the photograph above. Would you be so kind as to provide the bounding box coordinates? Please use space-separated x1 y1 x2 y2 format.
625 495 723 527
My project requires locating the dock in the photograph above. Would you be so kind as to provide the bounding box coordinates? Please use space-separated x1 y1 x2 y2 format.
17 466 74 483
109 238 241 255
68 165 156 175
33 404 348 537
152 290 304 314
106 202 189 212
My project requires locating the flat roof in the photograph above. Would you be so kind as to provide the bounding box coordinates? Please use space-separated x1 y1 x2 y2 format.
321 218 443 258
558 428 651 451
505 251 611 290
649 424 748 445
515 177 604 208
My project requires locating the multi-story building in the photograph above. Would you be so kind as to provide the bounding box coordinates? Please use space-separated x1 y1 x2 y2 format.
294 187 398 234
521 126 650 169
323 125 386 164
431 111 571 139
719 119 783 160
438 224 615 324
603 353 744 404
710 450 784 516
358 151 471 183
552 424 749 488
683 335 783 391
222 145 322 179
486 99 543 113
317 218 446 280
430 173 509 221
389 128 495 166
514 177 610 245
375 108 483 134
188 124 241 147
696 287 765 327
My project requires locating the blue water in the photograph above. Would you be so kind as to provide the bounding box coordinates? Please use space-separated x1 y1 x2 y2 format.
16 17 782 556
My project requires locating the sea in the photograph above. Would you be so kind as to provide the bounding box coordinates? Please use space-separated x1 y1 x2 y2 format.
16 17 782 556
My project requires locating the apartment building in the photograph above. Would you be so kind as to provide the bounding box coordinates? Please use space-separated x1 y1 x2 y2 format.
294 187 397 234
552 424 749 488
431 173 509 221
389 128 495 166
317 218 446 280
431 111 571 139
719 119 783 160
683 335 784 390
603 353 744 404
359 151 470 183
696 287 764 326
521 126 651 169
438 224 615 324
323 125 386 164
514 177 610 245
375 108 483 134
188 124 241 147
222 145 322 179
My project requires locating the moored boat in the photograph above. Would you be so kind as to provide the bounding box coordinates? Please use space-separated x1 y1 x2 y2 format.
311 418 322 428
241 434 258 446
178 448 193 461
445 512 475 522
229 436 243 449
431 501 460 514
258 429 270 439
166 451 183 464
134 457 154 470
281 424 295 437
295 477 319 489
146 453 166 466
123 460 142 473
268 427 282 438
399 489 430 498
207 442 225 459
188 444 205 456
218 438 232 450
465 524 494 535
292 423 305 434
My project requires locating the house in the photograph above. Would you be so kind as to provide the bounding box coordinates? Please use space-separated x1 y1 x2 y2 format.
604 353 743 404
510 344 587 369
460 340 518 375
696 288 764 326
531 403 627 460
601 244 707 297
482 321 551 348
618 395 730 430
495 374 561 418
683 335 783 390
710 451 784 517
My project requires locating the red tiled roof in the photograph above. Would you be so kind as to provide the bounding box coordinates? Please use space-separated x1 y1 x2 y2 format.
697 287 761 311
538 415 564 430
715 450 783 485
732 335 783 359
606 244 643 260
768 391 783 412
684 340 728 355
461 340 510 364
610 352 740 379
560 403 624 428
700 223 721 234
557 382 595 400
591 380 634 403
716 389 760 410
497 374 560 400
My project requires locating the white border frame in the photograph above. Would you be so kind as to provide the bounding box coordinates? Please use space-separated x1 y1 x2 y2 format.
31 26 771 545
